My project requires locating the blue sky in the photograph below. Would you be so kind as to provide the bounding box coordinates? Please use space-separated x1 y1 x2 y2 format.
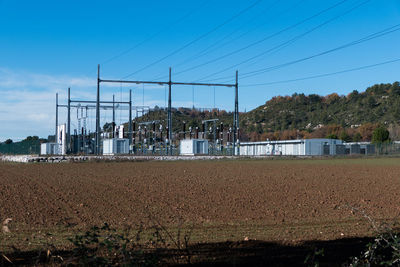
0 0 400 140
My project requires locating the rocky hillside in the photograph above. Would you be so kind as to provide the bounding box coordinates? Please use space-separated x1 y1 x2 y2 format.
241 82 400 141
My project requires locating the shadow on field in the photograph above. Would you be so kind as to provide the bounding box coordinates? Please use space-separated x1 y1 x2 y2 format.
0 236 372 266
174 237 371 266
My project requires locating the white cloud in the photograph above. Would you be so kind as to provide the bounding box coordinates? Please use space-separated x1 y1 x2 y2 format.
0 67 95 90
0 68 99 140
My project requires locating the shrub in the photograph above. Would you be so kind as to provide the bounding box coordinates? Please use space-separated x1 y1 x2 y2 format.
371 126 390 144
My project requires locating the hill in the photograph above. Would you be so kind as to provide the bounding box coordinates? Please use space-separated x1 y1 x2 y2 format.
242 82 400 141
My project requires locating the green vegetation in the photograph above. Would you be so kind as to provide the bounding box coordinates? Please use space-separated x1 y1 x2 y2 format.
4 139 12 144
67 223 161 266
242 82 400 141
0 136 46 155
350 229 400 266
372 126 390 144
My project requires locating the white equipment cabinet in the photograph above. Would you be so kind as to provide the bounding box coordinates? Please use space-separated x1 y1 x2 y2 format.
103 138 129 155
40 143 58 155
180 139 209 155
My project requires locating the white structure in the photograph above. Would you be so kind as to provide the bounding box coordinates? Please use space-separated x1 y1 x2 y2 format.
40 143 58 155
180 139 209 155
118 125 124 139
240 139 343 156
103 138 129 155
57 124 67 155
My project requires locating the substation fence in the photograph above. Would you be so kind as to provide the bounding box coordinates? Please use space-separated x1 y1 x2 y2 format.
5 139 399 157
130 145 179 156
129 144 234 156
0 140 41 155
375 142 400 155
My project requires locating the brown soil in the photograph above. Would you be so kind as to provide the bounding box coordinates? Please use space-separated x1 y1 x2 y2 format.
1 158 400 250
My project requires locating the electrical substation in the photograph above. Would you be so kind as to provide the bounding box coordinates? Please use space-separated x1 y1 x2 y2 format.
40 65 377 158
42 65 240 156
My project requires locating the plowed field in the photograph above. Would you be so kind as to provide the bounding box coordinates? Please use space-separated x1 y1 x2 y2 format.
1 158 400 251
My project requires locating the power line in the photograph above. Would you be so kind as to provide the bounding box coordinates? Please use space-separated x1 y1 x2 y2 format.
84 1 210 76
121 0 264 80
203 21 400 83
170 0 349 78
242 57 400 87
153 0 308 81
101 0 210 66
152 1 291 82
239 23 400 79
198 0 370 82
170 1 283 69
152 0 286 81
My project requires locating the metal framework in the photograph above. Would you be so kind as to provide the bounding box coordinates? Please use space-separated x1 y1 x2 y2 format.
202 119 219 151
96 65 239 155
56 87 133 154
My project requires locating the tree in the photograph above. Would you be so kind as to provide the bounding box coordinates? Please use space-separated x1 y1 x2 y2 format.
339 131 352 142
353 132 362 142
367 95 376 108
4 139 13 144
326 134 338 139
347 90 359 101
47 135 56 142
388 123 400 141
24 136 39 141
359 123 378 141
103 122 113 132
371 126 390 144
389 82 400 96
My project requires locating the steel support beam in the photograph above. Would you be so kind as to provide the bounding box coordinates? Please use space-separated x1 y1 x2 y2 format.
112 95 115 138
99 79 235 88
96 64 100 155
168 67 172 155
55 93 58 142
129 89 132 153
71 100 129 104
233 71 239 156
59 105 116 109
67 87 71 154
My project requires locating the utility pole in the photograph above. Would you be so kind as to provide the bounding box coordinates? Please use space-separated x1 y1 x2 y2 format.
129 89 133 153
213 120 216 152
55 93 58 142
112 94 115 138
96 64 100 155
233 70 239 156
168 67 172 155
67 87 71 154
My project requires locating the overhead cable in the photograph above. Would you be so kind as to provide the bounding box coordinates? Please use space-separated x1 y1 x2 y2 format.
242 58 400 87
121 0 264 79
171 0 350 78
240 23 400 79
198 0 370 82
